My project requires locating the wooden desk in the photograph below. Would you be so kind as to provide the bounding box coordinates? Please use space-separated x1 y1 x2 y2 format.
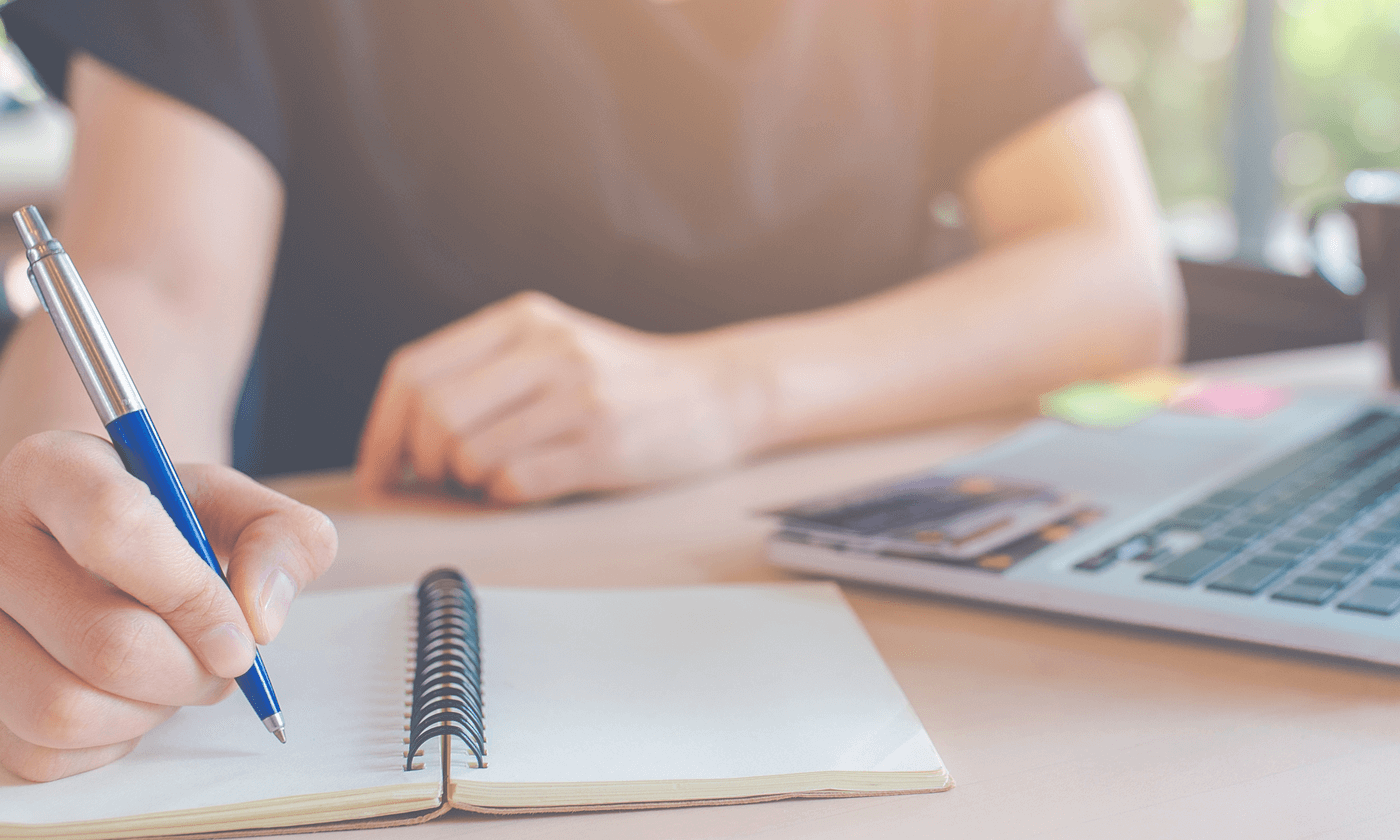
263 342 1400 840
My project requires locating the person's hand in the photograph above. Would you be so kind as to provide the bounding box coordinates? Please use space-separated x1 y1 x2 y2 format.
356 291 764 503
0 431 337 782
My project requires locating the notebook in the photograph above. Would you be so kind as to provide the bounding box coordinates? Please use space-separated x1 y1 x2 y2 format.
0 571 948 839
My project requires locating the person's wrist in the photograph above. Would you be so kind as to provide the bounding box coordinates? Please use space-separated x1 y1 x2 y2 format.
678 327 781 464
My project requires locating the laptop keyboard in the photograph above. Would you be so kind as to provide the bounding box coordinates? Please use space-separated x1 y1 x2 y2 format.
1074 409 1400 616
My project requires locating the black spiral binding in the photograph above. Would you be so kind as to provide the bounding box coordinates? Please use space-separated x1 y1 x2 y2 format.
404 568 485 771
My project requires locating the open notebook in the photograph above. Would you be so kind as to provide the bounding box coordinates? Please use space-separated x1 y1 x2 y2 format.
0 573 948 839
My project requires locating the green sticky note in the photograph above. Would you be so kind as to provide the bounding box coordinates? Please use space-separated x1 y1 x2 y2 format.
1040 381 1161 428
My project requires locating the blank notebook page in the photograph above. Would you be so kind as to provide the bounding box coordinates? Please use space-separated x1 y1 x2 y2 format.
0 585 438 828
451 585 941 799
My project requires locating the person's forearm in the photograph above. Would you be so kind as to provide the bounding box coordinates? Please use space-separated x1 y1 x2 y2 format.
0 54 285 465
693 90 1183 458
702 219 1181 457
0 270 249 462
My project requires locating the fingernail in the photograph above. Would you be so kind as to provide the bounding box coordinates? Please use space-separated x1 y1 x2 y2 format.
198 623 256 677
259 569 298 640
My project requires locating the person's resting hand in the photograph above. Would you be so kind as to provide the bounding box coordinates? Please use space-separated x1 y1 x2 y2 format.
356 291 762 503
0 432 337 782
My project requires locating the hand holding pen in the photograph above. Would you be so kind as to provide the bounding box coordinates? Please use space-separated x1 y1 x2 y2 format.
0 208 336 782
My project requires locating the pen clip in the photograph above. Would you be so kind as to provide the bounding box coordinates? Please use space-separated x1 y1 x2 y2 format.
25 268 49 313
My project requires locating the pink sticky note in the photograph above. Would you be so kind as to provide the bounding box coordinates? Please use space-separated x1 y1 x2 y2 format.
1169 381 1290 419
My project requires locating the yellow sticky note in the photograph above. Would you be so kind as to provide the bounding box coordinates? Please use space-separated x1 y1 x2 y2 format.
1117 368 1193 403
1040 381 1159 428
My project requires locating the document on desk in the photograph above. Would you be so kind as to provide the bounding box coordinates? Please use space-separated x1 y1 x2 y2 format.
0 575 949 839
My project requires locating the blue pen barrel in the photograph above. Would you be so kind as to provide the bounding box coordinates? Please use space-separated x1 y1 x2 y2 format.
106 409 282 722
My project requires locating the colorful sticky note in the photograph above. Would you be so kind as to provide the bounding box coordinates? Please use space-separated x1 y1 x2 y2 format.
1169 381 1291 419
1040 381 1161 428
1117 368 1194 403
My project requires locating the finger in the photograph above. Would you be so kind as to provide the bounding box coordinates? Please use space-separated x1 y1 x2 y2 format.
179 464 337 645
0 522 234 705
488 434 616 504
5 432 256 681
405 392 456 486
0 610 182 751
427 340 588 485
0 722 142 783
450 386 590 482
356 296 529 491
355 369 412 493
356 291 571 491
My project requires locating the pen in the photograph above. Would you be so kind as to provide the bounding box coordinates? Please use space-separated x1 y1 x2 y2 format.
12 206 287 743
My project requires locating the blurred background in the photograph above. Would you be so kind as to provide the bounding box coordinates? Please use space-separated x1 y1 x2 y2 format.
1075 0 1399 274
0 0 1397 358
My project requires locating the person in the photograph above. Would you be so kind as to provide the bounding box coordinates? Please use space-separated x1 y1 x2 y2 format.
0 1 1181 781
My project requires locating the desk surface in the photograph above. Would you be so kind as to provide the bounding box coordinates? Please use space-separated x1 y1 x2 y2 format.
262 342 1400 840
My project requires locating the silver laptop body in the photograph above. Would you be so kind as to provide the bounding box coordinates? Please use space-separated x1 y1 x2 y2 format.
769 391 1400 666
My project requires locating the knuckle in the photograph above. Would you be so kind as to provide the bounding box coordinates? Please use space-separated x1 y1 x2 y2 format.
31 681 95 749
419 391 452 428
3 432 50 476
1 433 70 505
76 608 151 691
385 345 426 385
79 480 152 567
291 506 338 576
545 322 586 354
157 571 230 629
553 341 600 389
514 290 559 320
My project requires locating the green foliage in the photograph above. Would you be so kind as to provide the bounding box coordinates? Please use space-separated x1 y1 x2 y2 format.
1073 0 1400 211
1275 0 1400 203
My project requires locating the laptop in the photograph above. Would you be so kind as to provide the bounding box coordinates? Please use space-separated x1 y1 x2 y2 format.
767 390 1400 666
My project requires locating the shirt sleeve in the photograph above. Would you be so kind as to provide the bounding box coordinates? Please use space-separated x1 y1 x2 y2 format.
1 0 289 176
931 0 1099 186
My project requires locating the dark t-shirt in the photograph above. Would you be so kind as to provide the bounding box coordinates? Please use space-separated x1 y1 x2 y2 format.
3 0 1096 475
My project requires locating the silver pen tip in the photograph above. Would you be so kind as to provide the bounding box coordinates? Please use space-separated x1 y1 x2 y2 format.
262 711 287 743
11 205 50 251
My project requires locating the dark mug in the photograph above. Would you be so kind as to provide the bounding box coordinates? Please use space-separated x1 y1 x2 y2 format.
1352 201 1400 384
1313 171 1400 384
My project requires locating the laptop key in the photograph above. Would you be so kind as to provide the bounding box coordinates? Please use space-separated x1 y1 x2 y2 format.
1310 560 1369 586
1338 544 1385 560
1250 553 1302 568
1231 450 1320 494
1208 561 1288 595
1319 559 1370 573
1144 548 1234 585
1271 539 1315 555
1204 537 1247 553
1338 579 1400 616
1174 505 1229 527
1314 513 1353 529
1245 514 1286 531
1271 577 1342 605
1359 528 1400 545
